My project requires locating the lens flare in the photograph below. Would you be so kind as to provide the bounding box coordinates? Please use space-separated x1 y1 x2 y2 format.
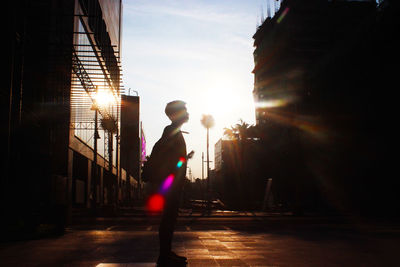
160 174 175 193
93 89 115 107
147 193 165 212
277 7 290 24
255 99 290 109
266 110 329 141
176 157 186 168
177 161 183 168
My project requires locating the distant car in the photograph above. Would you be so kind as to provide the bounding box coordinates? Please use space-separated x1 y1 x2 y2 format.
186 199 227 211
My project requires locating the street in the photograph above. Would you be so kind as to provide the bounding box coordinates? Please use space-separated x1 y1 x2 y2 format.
1 211 399 267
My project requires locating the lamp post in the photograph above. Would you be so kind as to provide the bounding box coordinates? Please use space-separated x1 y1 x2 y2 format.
200 114 215 214
138 121 143 200
92 87 119 211
201 152 212 210
90 100 100 212
202 152 204 180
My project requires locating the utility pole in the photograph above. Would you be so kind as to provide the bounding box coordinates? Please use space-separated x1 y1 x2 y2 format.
206 127 210 214
201 152 212 208
202 152 205 209
188 167 192 182
200 114 214 215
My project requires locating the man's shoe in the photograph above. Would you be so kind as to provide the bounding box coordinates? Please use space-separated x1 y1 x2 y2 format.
157 254 187 267
169 251 187 262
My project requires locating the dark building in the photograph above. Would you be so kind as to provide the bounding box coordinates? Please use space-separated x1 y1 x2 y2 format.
120 95 141 202
214 139 241 208
252 0 399 215
214 139 266 210
4 0 127 237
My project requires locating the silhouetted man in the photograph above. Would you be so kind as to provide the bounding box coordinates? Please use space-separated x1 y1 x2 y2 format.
152 100 191 266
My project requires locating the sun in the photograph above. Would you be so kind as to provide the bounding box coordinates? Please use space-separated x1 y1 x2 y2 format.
203 87 240 119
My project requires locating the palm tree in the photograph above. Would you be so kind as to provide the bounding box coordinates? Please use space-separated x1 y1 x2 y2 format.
100 115 118 170
223 127 237 140
223 119 252 140
100 114 118 207
201 114 215 129
200 114 215 213
236 119 251 140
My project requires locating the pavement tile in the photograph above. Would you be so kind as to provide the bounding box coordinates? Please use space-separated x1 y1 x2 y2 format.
125 264 155 267
215 258 249 266
201 242 221 246
221 242 247 248
208 250 234 256
186 248 209 254
205 246 230 251
241 255 266 260
188 255 215 260
187 258 219 267
213 254 238 259
184 241 204 246
229 249 266 255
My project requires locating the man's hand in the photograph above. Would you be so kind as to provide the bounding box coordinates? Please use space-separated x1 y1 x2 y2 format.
187 150 195 159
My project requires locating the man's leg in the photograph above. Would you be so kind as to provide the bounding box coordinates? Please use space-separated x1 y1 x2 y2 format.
158 192 187 265
159 203 178 255
158 192 179 257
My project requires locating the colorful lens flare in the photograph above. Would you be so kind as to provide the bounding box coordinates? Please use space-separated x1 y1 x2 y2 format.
148 158 188 213
176 157 186 168
161 174 175 193
147 193 165 212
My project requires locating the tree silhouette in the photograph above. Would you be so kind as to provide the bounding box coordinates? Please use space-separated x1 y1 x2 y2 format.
200 114 215 129
223 119 253 140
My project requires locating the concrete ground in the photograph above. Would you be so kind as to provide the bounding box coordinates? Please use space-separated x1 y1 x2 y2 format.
1 212 399 266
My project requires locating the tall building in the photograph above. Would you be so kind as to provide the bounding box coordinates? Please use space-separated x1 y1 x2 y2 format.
214 139 241 208
120 95 142 202
4 0 127 235
251 0 399 214
253 0 376 126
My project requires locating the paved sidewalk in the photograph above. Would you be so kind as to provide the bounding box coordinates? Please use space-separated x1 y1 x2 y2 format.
1 217 399 267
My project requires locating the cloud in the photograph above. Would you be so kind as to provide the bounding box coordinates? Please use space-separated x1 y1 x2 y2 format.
124 0 254 27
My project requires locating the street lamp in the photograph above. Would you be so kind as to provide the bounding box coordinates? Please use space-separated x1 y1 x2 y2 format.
90 86 119 212
200 114 215 214
90 97 100 212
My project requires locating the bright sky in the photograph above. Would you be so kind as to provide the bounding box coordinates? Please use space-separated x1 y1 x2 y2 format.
121 0 268 179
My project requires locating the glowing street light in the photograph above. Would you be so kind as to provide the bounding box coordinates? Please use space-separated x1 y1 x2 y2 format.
94 89 115 107
90 86 119 212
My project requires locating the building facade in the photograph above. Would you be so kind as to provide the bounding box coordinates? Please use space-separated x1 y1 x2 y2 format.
4 0 130 235
120 95 142 203
252 0 398 215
